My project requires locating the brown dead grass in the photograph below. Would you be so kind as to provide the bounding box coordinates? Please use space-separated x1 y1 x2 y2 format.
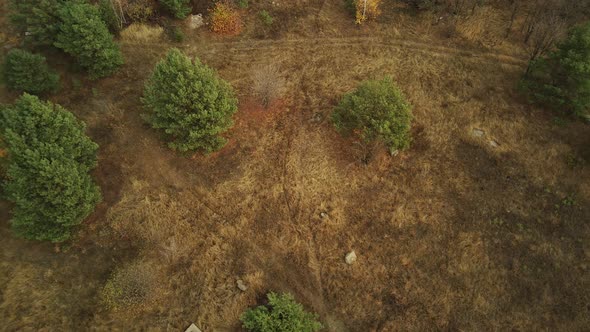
0 1 589 331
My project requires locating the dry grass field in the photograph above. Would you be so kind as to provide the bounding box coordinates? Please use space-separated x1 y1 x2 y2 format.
1 0 589 331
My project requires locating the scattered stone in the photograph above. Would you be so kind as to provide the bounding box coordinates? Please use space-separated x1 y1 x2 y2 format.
489 140 499 148
472 128 484 137
311 112 323 123
390 149 399 157
237 279 248 291
188 14 204 29
185 323 202 332
345 251 357 265
320 212 328 219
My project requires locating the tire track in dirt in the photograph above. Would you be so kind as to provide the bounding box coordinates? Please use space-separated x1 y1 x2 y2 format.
123 35 527 67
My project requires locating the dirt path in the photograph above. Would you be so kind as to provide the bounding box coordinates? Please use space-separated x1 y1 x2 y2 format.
122 35 527 68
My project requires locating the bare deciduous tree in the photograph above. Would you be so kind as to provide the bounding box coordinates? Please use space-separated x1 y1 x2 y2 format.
251 64 286 109
524 12 565 65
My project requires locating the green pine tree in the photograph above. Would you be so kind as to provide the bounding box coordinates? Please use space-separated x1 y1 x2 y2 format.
1 49 60 95
0 94 101 242
142 48 238 153
522 22 590 116
332 78 413 154
54 2 124 79
159 0 192 19
8 0 65 46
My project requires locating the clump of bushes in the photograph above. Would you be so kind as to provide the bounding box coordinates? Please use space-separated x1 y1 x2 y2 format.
521 22 590 117
1 49 59 95
159 0 191 19
344 0 382 24
124 0 157 23
241 292 323 332
237 0 249 9
169 26 185 42
142 48 237 153
252 64 285 108
0 94 101 242
54 2 124 79
210 1 243 35
405 0 437 11
332 78 412 155
259 10 274 26
101 261 158 310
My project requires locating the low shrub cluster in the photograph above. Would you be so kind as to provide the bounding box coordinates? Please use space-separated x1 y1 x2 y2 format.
241 292 323 332
124 0 157 23
101 261 158 310
237 0 249 9
0 94 101 242
251 64 285 108
1 49 59 95
259 10 274 26
346 0 382 24
210 1 243 35
332 78 413 155
159 0 192 19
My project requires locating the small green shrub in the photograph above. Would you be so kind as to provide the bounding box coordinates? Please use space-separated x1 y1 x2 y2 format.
344 0 356 16
241 292 323 332
332 78 413 154
142 48 237 153
170 26 185 42
0 94 101 242
405 0 437 11
1 49 59 95
237 0 249 9
54 2 124 79
159 0 192 19
521 22 590 117
259 10 274 26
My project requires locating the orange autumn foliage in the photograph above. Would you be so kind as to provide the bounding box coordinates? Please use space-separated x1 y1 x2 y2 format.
355 0 382 24
209 2 242 35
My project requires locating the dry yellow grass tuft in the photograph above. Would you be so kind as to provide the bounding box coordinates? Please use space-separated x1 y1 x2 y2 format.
120 23 164 42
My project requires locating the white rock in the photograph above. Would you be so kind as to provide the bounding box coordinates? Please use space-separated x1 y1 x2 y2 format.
188 14 204 29
345 251 357 265
320 212 328 219
185 323 202 332
472 128 484 137
489 140 499 148
237 279 247 291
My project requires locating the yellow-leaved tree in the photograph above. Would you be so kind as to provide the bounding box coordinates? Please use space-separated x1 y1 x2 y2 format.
355 0 382 24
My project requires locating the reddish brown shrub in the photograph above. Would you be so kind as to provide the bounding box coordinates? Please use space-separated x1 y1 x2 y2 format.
209 1 242 35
